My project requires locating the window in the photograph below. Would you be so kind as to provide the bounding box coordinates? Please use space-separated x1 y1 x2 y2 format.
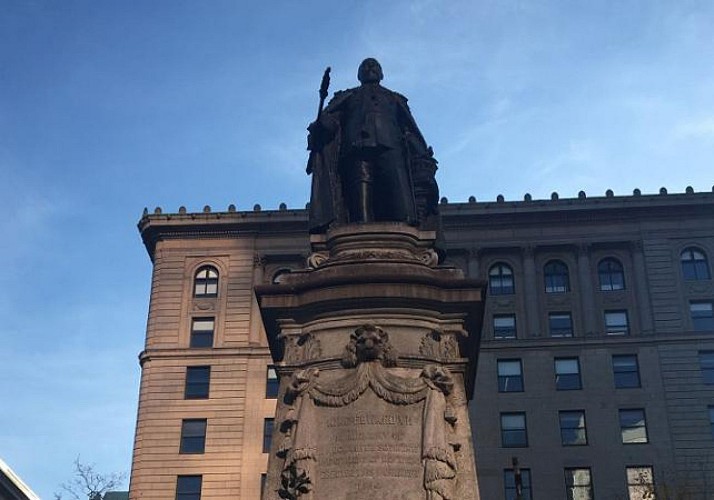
489 263 515 295
493 314 517 339
549 312 573 337
176 475 202 500
699 351 714 384
620 409 648 444
598 258 625 291
544 260 570 293
504 468 532 500
263 418 274 453
266 366 279 399
497 359 524 392
626 466 655 500
500 412 528 447
565 468 593 500
272 269 292 284
194 266 218 297
559 411 587 446
709 406 714 438
613 355 640 388
190 318 214 348
185 366 211 399
690 301 714 331
180 419 207 454
555 358 582 390
605 310 629 335
681 247 711 281
261 473 267 500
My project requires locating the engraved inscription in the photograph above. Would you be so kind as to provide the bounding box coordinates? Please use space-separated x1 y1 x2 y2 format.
316 390 424 497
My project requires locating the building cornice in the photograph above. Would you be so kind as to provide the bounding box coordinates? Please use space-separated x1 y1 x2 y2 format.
137 190 714 260
138 346 271 366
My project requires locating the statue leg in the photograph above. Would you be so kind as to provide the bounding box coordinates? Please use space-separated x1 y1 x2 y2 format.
375 149 416 223
343 157 374 223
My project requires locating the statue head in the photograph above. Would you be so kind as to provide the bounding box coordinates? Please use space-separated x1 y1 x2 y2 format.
358 58 383 84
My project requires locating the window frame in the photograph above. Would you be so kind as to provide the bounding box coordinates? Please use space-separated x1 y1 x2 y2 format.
626 466 655 500
564 468 593 500
500 412 528 448
497 359 524 393
504 468 532 500
681 247 711 281
612 355 640 389
619 408 649 444
263 417 275 453
598 257 625 291
699 351 714 384
272 268 293 284
180 419 207 454
544 260 570 293
559 410 588 446
489 263 515 296
190 317 215 348
185 366 211 399
266 366 279 399
176 475 202 500
549 312 574 337
193 266 219 298
605 310 630 335
690 301 714 331
555 357 582 391
493 314 517 340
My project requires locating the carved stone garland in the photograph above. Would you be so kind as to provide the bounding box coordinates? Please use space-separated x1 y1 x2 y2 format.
276 325 459 499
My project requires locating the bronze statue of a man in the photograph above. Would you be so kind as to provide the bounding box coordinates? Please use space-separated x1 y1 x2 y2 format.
307 58 439 233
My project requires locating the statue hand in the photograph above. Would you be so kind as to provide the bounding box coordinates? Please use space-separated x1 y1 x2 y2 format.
307 120 322 134
307 121 324 152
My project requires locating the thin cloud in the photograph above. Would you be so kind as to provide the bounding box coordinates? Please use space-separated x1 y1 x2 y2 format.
674 117 714 141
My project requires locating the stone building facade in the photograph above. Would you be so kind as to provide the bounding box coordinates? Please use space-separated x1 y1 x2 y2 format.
129 188 714 499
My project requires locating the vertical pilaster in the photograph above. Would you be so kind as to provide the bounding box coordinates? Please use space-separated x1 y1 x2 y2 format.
468 247 481 279
577 243 597 335
631 240 655 335
522 245 540 337
250 253 267 345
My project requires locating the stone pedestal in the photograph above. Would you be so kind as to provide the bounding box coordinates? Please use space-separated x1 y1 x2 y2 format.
255 223 486 500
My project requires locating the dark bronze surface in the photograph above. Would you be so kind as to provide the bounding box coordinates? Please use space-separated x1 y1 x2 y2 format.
307 58 440 234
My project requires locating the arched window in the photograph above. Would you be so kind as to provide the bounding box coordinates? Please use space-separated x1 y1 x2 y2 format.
489 263 515 295
544 260 570 293
598 258 625 291
681 247 711 281
272 269 292 284
194 266 219 297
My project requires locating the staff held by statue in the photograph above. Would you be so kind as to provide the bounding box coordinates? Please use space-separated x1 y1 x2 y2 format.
306 67 331 175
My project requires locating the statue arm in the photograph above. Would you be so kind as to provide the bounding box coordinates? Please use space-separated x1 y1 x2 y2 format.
396 94 430 156
308 91 351 151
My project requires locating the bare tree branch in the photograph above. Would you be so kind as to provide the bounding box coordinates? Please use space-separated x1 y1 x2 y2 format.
54 457 127 500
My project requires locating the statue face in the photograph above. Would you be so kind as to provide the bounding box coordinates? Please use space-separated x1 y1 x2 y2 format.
358 58 383 84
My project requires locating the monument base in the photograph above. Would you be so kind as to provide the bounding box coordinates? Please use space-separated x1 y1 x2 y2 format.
256 223 485 500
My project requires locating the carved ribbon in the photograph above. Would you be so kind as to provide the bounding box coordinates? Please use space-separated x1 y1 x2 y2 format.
279 368 319 500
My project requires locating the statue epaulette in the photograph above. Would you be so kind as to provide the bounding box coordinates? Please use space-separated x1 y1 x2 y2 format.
325 88 355 110
393 90 409 103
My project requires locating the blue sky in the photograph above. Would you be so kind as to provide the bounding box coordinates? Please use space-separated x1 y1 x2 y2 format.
1 1 713 496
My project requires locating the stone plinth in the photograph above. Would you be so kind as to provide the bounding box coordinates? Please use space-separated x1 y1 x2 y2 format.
255 223 485 500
